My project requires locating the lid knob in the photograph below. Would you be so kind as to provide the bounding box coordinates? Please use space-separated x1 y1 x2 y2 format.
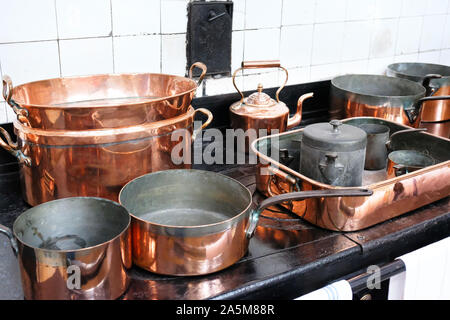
330 120 342 133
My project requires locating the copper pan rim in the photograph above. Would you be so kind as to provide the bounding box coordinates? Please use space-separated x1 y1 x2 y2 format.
12 196 131 254
12 72 198 109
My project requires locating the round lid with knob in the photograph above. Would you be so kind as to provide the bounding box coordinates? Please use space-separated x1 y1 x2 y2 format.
303 120 367 152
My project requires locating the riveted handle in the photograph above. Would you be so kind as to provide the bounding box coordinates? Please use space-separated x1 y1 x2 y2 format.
189 62 207 87
232 60 289 105
2 75 29 124
422 74 442 96
192 108 213 141
0 224 18 257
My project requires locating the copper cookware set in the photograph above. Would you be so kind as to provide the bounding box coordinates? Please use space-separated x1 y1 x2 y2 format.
0 58 449 299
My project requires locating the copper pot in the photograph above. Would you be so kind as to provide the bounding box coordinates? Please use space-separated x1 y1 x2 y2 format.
1 63 206 130
386 150 435 179
0 107 212 206
330 74 450 128
0 197 132 300
118 169 371 276
229 60 313 152
387 63 450 138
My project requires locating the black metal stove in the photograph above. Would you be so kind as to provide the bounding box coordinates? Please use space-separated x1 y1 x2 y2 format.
0 80 449 300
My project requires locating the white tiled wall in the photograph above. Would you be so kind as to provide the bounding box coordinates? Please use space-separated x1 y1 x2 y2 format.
0 0 449 124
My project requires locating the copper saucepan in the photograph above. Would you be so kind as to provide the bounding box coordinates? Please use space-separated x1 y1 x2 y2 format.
118 169 372 276
0 197 132 300
2 62 206 130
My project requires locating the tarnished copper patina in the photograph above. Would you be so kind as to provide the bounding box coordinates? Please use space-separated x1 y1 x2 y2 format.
1 63 206 130
0 107 212 206
252 117 450 231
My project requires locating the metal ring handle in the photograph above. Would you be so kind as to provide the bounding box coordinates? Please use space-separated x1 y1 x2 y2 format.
0 224 18 257
2 75 29 123
189 62 207 87
232 60 289 105
0 127 31 166
192 108 213 141
2 75 13 103
422 74 442 96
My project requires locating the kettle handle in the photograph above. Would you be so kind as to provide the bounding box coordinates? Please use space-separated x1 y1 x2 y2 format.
232 60 289 105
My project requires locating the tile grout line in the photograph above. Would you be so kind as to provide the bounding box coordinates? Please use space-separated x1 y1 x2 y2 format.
110 0 115 73
54 0 62 77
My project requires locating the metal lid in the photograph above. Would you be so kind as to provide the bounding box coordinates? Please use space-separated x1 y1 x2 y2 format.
245 84 276 107
303 120 367 152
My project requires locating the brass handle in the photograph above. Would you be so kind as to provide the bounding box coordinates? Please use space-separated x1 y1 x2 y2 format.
232 60 289 105
192 108 213 141
189 62 207 87
287 92 314 130
0 127 31 166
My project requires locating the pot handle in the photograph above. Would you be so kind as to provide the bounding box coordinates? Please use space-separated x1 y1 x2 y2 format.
232 60 289 105
287 92 314 130
246 188 373 238
0 224 18 257
422 74 442 96
189 62 207 87
385 128 427 151
404 95 450 124
192 108 213 141
2 75 29 125
0 127 31 166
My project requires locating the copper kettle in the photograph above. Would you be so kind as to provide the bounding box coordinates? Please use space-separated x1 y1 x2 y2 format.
229 60 313 152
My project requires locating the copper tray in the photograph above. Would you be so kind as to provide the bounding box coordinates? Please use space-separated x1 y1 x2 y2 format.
251 117 450 231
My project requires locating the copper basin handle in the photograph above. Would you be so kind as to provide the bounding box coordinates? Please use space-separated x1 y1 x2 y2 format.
232 60 289 105
246 188 373 238
0 127 31 166
385 128 427 151
2 75 29 122
192 108 213 141
287 92 314 129
0 224 18 256
189 62 207 86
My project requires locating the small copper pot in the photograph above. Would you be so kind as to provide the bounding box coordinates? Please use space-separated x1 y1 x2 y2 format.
386 150 435 178
229 60 313 152
0 197 132 300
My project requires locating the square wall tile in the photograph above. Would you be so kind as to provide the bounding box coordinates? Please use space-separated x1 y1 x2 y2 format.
425 0 449 15
56 0 112 39
367 56 395 74
112 0 160 36
161 0 187 34
394 53 419 62
418 50 441 63
286 66 311 85
401 0 427 17
246 0 282 29
282 0 315 26
233 0 246 30
315 0 347 23
442 14 450 48
340 60 369 75
0 41 60 85
346 0 374 21
370 19 398 58
440 49 450 64
205 76 240 96
59 38 114 76
161 34 187 76
420 15 446 51
342 21 371 61
232 31 244 72
280 25 313 68
244 29 280 61
311 22 345 65
396 17 423 54
113 35 161 73
0 0 57 43
242 71 280 91
310 63 341 81
374 0 402 19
